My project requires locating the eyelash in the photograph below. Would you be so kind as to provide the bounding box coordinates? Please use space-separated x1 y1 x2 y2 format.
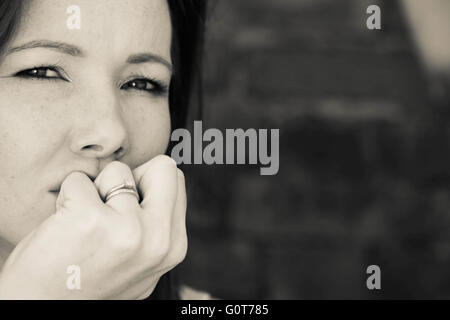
15 65 66 82
120 76 169 96
14 66 169 96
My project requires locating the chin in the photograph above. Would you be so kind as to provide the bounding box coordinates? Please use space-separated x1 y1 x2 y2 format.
23 197 57 240
1 191 61 247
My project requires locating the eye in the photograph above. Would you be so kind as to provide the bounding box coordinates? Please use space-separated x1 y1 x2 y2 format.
121 78 168 96
15 66 66 81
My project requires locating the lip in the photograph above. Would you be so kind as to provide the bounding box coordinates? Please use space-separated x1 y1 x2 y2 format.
48 177 65 193
48 183 62 193
48 186 61 195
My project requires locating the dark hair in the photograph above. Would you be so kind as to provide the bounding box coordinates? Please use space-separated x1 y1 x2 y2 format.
0 0 208 300
0 1 22 57
168 0 207 131
155 0 208 298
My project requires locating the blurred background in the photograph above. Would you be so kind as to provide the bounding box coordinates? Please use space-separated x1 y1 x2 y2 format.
177 0 450 299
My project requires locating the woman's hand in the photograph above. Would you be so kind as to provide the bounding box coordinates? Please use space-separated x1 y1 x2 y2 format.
0 155 187 299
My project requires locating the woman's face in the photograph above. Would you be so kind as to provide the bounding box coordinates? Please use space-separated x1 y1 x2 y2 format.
0 0 172 246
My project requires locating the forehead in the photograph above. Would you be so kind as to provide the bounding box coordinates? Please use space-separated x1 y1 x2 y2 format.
14 0 172 60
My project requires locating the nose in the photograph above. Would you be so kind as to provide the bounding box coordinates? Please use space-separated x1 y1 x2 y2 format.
69 89 128 161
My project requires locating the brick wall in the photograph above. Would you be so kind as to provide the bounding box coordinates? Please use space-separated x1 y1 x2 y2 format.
176 0 450 299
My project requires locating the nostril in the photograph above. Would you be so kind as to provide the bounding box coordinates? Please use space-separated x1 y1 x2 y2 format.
82 145 103 152
115 147 125 158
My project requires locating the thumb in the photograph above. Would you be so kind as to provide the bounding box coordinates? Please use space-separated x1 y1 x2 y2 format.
56 171 103 213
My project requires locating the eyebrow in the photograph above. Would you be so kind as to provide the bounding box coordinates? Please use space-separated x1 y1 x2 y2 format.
127 53 172 73
6 40 84 57
6 40 173 72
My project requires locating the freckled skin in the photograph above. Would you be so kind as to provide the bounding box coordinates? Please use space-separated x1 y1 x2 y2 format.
0 0 173 257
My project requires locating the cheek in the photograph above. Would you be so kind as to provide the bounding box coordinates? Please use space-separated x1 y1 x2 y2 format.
124 99 171 167
0 88 66 174
0 89 66 243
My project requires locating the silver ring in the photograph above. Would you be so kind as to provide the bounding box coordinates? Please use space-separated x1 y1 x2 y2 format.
104 182 140 202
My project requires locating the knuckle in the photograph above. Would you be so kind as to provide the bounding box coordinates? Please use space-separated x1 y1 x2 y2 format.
152 155 177 168
117 227 142 253
106 161 132 176
108 219 143 254
78 211 106 235
176 168 185 179
62 171 88 187
173 236 188 265
111 235 141 258
156 242 171 262
66 171 85 180
147 234 171 262
158 235 188 269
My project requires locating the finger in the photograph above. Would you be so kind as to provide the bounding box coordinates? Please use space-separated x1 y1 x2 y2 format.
132 155 177 201
133 155 178 254
132 171 188 301
56 171 103 213
133 155 178 214
161 168 188 268
112 170 186 300
139 169 187 278
94 161 141 215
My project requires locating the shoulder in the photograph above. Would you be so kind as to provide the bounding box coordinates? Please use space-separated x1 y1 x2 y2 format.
178 284 217 300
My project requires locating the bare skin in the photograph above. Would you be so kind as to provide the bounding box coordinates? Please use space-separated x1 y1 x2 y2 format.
0 0 187 299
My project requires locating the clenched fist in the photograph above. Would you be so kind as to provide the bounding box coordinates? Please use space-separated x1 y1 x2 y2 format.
0 155 187 299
